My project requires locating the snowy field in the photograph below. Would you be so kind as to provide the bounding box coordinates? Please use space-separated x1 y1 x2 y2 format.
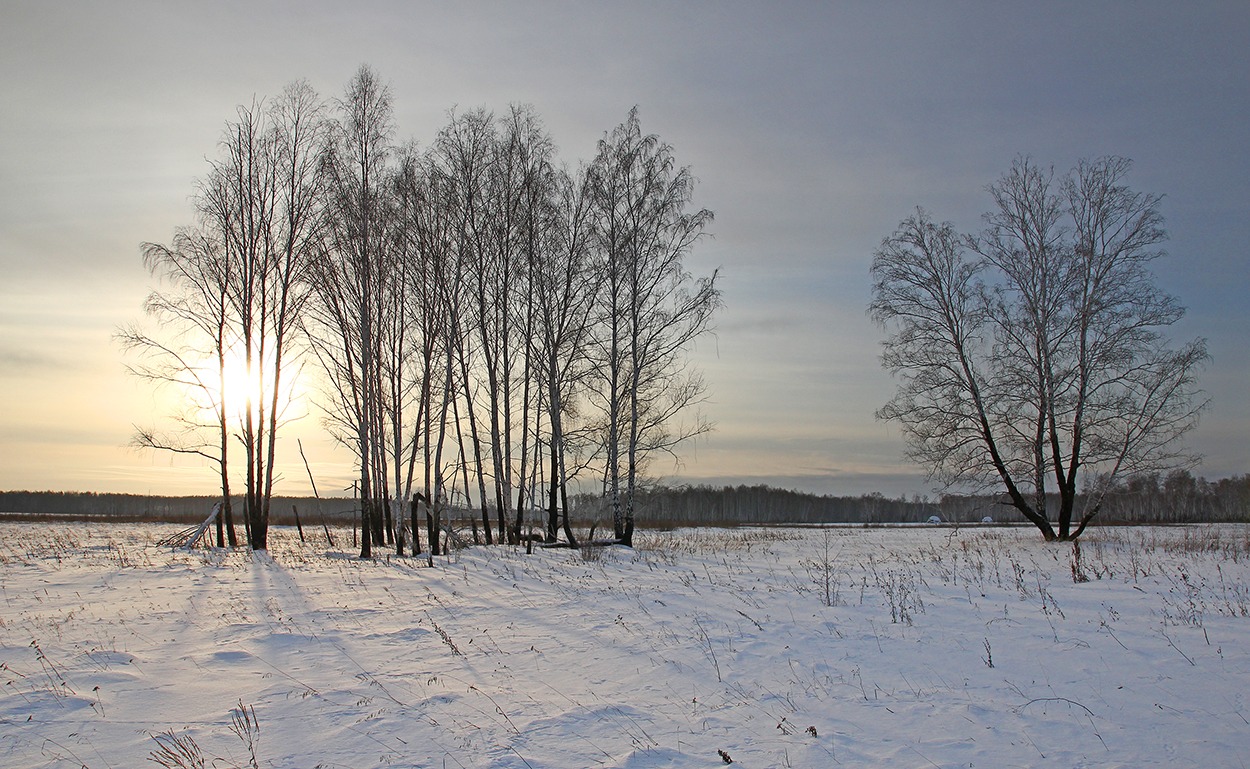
2 522 1248 768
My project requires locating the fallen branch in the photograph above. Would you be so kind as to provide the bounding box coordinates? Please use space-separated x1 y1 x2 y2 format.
157 503 221 548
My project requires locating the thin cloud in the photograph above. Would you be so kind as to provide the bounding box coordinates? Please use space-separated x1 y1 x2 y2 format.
0 347 71 375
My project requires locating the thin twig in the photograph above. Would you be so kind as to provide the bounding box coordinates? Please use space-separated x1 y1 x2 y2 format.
1159 628 1196 666
1018 697 1096 717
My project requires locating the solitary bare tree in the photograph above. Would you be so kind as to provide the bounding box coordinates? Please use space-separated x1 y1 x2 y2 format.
870 156 1207 540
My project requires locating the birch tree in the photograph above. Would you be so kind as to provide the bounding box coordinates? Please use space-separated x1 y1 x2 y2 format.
132 80 327 551
120 225 239 547
493 105 558 543
311 64 396 558
428 107 498 543
588 108 719 546
531 163 598 544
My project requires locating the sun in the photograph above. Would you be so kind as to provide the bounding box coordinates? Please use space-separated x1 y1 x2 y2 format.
194 345 306 424
222 349 263 409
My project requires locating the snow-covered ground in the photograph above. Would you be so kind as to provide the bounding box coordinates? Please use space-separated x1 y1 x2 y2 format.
1 522 1248 768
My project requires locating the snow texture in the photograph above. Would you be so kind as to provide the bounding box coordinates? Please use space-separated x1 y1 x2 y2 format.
2 522 1248 768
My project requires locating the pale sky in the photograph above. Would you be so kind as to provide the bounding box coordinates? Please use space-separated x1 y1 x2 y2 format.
2 1 1247 499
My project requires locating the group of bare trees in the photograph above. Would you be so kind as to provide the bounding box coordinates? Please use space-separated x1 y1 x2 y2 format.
870 156 1207 541
124 66 719 553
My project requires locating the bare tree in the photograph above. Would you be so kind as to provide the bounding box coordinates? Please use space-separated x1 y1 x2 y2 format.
870 156 1208 540
392 145 468 554
427 107 499 543
194 82 327 551
390 144 442 555
587 108 719 545
129 80 326 551
251 81 327 549
530 161 599 545
310 65 396 558
495 105 554 545
119 226 239 547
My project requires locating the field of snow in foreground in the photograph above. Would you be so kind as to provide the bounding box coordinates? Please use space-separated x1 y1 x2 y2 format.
1 523 1248 768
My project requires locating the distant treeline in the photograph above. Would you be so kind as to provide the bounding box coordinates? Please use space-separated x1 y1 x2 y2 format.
3 471 1246 529
1094 471 1250 524
572 485 937 528
0 491 358 526
573 471 1250 528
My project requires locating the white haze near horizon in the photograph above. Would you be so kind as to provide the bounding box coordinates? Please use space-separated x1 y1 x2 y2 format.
1 2 1247 501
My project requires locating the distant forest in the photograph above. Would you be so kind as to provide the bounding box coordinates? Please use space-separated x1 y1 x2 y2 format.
589 471 1249 527
3 471 1246 529
0 491 356 526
